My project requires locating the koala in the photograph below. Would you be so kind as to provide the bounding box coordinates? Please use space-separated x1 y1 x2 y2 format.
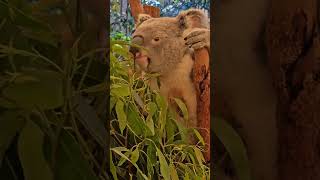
214 0 277 180
129 9 210 133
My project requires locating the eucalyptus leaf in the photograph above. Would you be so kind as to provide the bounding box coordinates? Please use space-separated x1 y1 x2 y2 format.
213 117 251 180
111 84 130 97
156 147 170 180
52 130 98 180
146 116 155 136
127 104 151 137
0 110 25 165
115 100 127 134
112 148 148 180
130 147 140 164
110 152 119 180
18 119 53 180
73 94 107 148
173 98 188 120
169 163 179 180
193 129 205 146
2 69 63 110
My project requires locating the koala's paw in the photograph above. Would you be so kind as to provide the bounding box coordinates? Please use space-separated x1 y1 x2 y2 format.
184 28 210 50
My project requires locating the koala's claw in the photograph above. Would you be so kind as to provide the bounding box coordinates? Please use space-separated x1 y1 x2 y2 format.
184 28 210 50
190 42 207 50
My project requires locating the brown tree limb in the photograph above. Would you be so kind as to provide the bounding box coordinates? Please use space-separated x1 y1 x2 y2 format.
143 5 160 18
128 0 146 22
193 48 211 162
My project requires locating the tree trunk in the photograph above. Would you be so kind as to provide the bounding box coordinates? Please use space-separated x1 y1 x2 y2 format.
266 0 320 179
193 48 211 162
143 5 160 18
128 0 145 22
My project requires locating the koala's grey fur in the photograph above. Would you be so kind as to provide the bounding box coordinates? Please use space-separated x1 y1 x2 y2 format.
131 9 210 132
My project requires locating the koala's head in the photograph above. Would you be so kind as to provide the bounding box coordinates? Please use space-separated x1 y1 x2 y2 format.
129 9 208 74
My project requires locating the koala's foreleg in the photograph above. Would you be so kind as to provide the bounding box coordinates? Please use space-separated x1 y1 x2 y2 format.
184 28 210 50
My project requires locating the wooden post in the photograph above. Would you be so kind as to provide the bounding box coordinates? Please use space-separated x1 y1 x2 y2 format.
143 5 160 18
128 0 145 22
193 48 211 162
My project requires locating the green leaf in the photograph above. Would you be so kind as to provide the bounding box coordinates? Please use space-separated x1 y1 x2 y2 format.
115 100 127 134
81 82 107 94
110 96 117 111
112 147 130 152
170 163 179 180
156 93 167 110
0 1 50 31
156 94 168 138
146 116 155 136
193 147 205 167
130 147 140 164
110 152 118 180
146 102 157 116
18 119 53 180
112 44 130 59
193 129 205 146
147 142 157 166
127 104 149 137
51 130 98 180
182 165 194 180
173 98 188 120
175 120 188 143
147 146 157 179
112 148 148 180
111 84 130 97
186 147 197 165
2 69 63 109
117 151 130 166
73 95 107 148
0 110 25 164
214 117 251 180
0 97 16 108
166 118 177 143
156 147 170 180
184 173 190 180
21 28 58 47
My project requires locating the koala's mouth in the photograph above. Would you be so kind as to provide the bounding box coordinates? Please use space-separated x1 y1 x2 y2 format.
134 53 151 70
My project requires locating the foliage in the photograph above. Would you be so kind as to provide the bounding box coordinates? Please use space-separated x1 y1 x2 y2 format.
109 40 210 179
110 0 135 37
111 32 131 42
0 0 108 179
213 117 251 180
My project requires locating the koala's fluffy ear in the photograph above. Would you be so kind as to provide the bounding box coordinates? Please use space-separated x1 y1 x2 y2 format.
135 14 152 28
177 8 209 30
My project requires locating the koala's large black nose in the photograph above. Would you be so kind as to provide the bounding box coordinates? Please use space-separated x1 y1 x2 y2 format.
129 36 144 55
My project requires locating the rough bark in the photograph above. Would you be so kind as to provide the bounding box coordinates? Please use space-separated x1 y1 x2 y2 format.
143 5 160 18
193 48 211 162
266 0 320 179
128 0 145 22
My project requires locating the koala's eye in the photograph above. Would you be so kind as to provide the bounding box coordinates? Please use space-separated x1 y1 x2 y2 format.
153 37 160 42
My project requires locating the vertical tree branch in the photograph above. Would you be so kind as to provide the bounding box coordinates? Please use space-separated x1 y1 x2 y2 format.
128 0 145 22
193 48 210 162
